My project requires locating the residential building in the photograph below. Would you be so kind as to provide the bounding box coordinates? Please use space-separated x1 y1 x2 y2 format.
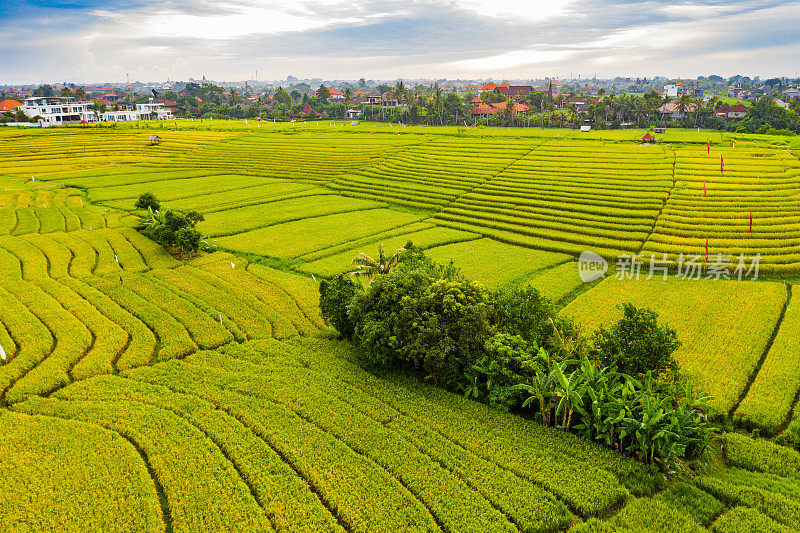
715 104 732 117
728 84 748 98
471 100 529 116
662 84 679 98
101 108 140 122
658 100 699 119
20 97 95 124
713 102 747 119
561 96 599 112
495 85 533 98
783 88 800 100
160 99 180 115
0 99 23 112
135 100 173 120
728 103 747 119
327 88 344 102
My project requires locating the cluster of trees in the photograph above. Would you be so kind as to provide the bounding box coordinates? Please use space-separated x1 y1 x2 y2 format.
319 246 712 468
134 193 208 260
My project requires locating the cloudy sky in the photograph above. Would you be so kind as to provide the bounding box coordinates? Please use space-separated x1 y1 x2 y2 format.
1 0 798 83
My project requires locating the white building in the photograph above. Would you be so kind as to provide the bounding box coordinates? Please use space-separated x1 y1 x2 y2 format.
662 85 679 98
20 97 95 125
20 96 173 125
100 101 173 122
135 101 173 120
101 109 140 122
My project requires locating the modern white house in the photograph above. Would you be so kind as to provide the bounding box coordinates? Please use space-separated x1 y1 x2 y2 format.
662 85 679 98
101 101 173 122
20 97 173 125
135 100 173 120
20 97 95 125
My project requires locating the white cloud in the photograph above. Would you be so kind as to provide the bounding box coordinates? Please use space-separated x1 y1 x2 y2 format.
453 49 573 70
454 0 573 21
93 2 362 40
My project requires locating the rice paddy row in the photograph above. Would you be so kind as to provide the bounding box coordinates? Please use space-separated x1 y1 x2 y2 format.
2 122 800 531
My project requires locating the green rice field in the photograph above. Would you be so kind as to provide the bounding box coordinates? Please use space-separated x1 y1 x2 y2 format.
1 120 799 531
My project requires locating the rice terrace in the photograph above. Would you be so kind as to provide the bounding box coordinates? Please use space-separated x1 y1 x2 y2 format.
2 119 800 533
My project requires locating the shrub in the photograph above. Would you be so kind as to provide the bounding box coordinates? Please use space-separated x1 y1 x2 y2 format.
348 267 493 383
473 333 542 410
493 285 583 356
134 191 160 211
592 303 680 377
318 274 361 339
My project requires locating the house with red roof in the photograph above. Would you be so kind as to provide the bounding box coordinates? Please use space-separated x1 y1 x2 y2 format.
728 102 747 119
481 82 498 91
495 85 533 98
326 88 345 102
658 100 699 119
161 99 180 114
782 88 800 100
715 103 732 117
0 99 23 112
471 101 529 116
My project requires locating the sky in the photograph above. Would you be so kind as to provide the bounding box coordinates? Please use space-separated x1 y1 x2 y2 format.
1 0 798 84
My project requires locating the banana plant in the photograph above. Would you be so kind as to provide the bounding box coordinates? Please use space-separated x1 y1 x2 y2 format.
553 363 585 429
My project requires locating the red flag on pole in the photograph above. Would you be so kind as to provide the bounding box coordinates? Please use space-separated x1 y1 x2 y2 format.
750 211 753 233
703 181 707 197
705 234 709 262
707 139 710 154
720 154 724 174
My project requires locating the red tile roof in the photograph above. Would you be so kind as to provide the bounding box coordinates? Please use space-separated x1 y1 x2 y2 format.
495 85 533 97
481 83 497 91
0 99 23 111
471 101 529 115
731 103 747 113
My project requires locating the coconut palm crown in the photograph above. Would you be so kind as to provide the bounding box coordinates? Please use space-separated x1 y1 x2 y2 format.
349 244 406 283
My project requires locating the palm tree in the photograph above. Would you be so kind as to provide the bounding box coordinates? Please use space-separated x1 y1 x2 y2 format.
568 103 578 126
75 87 86 100
90 102 107 124
432 87 444 125
659 95 672 126
349 244 406 284
228 88 241 106
60 87 72 99
343 88 353 119
676 94 692 122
